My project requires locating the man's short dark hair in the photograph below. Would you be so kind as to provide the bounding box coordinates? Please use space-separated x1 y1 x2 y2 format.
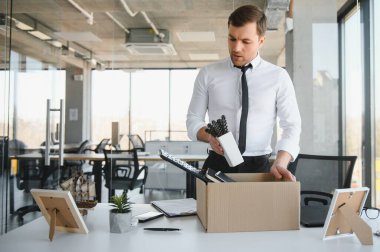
228 5 267 36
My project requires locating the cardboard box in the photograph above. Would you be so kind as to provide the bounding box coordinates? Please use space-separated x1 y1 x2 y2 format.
196 173 300 233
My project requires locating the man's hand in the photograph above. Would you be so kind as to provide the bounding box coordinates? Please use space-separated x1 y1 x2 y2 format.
270 151 296 181
197 127 224 155
208 134 224 155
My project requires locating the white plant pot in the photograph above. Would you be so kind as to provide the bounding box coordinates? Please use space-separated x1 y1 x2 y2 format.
109 211 132 233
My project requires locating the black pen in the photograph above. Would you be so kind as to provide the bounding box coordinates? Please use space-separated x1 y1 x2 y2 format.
144 228 181 231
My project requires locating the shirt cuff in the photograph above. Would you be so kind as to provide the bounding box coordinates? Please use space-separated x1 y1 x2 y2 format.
187 122 206 141
275 139 300 162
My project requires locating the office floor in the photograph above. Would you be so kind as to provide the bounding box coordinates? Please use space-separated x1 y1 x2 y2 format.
2 178 186 233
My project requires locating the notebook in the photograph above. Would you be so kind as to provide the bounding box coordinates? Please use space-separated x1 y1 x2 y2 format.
300 205 330 227
206 168 236 183
151 198 197 218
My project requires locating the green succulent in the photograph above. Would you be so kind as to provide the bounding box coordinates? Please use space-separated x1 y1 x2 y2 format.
110 193 131 213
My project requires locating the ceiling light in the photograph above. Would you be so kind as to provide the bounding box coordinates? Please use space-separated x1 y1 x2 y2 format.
47 40 63 48
15 21 34 31
28 30 51 40
125 43 177 56
54 32 102 42
189 53 219 60
177 32 215 42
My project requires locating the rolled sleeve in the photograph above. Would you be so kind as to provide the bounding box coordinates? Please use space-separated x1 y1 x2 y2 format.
275 70 301 161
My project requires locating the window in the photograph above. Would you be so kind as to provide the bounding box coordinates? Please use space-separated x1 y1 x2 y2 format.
12 54 65 147
91 70 130 144
92 69 198 143
170 69 199 140
131 70 169 141
341 7 363 188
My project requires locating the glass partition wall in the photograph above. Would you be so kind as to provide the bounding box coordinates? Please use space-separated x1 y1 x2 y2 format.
1 1 67 233
374 0 380 207
0 0 11 235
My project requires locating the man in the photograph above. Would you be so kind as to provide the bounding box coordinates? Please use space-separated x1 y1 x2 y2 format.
186 5 301 181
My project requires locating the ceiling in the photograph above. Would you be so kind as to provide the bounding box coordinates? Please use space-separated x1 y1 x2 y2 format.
0 0 347 70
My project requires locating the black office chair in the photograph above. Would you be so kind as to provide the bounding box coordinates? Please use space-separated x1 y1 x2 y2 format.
288 154 357 206
87 138 111 153
62 139 90 180
128 134 145 151
103 149 149 202
84 138 110 169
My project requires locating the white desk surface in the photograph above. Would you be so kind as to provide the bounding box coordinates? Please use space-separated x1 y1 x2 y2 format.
13 153 208 162
0 203 379 252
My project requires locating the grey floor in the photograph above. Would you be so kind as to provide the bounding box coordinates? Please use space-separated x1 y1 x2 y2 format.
2 177 186 233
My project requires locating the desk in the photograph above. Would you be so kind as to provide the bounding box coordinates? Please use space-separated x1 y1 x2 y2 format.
12 153 207 202
0 203 378 252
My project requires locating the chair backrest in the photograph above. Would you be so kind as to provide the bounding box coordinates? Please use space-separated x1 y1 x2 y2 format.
77 140 90 153
95 138 110 153
103 149 148 194
288 154 357 194
128 134 145 151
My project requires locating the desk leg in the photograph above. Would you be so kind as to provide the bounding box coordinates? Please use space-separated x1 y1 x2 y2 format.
185 174 196 199
9 175 14 214
186 161 199 199
93 161 102 202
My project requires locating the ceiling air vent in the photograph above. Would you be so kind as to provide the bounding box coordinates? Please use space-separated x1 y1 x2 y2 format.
124 28 177 56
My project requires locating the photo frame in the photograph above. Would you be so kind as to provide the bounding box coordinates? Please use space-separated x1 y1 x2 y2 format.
322 187 372 245
31 189 88 241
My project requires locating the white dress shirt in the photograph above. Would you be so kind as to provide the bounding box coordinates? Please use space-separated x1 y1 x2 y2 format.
186 55 301 159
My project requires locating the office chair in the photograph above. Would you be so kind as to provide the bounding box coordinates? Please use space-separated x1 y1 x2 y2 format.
62 139 90 180
128 134 145 151
12 139 64 222
288 154 357 206
103 149 149 202
90 138 111 153
84 138 110 169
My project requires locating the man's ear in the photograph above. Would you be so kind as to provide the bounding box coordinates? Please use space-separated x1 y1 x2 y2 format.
259 36 266 48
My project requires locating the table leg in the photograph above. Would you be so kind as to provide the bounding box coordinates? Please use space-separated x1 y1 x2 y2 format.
93 160 102 202
186 161 199 199
9 175 14 214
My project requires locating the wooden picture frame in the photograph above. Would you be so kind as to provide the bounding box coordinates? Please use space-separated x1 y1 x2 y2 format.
322 187 372 245
31 189 88 241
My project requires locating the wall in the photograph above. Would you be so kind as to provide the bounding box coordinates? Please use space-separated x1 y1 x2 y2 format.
65 67 84 143
286 0 339 155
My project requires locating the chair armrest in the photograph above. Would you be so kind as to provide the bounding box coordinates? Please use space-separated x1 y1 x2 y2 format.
301 191 333 206
135 165 149 180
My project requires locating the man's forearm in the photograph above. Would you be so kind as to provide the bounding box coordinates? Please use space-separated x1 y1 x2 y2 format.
274 150 292 168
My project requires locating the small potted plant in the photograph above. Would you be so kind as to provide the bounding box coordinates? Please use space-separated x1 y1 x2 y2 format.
109 193 132 233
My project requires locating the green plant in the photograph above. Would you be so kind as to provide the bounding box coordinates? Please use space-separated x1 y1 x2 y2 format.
110 193 131 213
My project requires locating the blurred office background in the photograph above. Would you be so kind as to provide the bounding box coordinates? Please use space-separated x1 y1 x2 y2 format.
1 0 379 234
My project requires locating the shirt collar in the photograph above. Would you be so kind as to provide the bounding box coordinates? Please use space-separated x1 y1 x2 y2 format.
229 52 261 71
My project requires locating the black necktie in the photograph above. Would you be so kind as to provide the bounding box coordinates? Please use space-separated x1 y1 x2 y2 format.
236 64 252 154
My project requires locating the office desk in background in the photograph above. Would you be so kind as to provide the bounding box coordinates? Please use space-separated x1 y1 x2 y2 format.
0 203 378 252
12 153 207 202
